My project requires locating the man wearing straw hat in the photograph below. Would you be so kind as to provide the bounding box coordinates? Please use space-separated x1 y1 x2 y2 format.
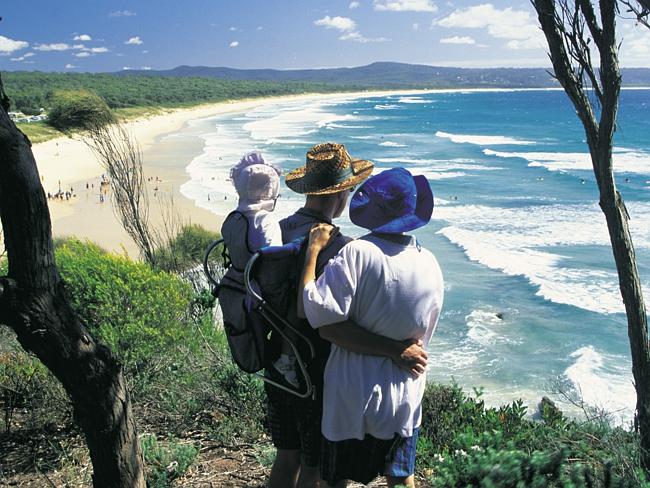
301 167 444 487
266 143 429 488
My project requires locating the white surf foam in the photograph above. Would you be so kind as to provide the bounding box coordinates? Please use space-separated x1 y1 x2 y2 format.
374 104 401 110
564 346 635 425
398 96 428 104
379 141 407 147
435 202 650 314
465 309 520 347
485 149 650 175
437 131 536 146
375 157 503 171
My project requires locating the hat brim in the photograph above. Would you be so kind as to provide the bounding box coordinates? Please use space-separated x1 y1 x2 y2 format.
285 159 374 195
357 174 434 234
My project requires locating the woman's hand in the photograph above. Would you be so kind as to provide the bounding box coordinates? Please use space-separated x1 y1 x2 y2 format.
308 223 338 252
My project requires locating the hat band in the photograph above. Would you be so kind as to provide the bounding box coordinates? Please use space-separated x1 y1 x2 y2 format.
303 165 354 188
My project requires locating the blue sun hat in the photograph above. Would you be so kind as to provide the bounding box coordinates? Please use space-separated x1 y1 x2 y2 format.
349 167 433 233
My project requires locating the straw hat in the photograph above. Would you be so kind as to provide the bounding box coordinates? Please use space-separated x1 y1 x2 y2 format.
285 143 374 195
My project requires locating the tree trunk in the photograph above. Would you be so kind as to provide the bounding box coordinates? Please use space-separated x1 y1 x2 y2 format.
533 0 650 470
597 166 650 467
0 84 145 487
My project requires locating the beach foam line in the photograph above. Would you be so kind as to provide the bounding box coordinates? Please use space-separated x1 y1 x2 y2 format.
484 148 650 175
379 141 408 147
437 131 536 146
564 346 635 425
434 202 650 314
398 96 429 104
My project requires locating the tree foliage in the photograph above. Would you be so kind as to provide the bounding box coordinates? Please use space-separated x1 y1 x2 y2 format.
47 89 113 130
3 72 356 113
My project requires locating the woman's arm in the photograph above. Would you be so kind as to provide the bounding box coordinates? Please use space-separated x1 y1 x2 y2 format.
297 223 336 318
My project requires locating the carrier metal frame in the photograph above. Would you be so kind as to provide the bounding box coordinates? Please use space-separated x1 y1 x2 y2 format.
204 239 315 399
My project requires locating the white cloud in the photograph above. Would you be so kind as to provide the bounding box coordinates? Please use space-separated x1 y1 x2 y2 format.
65 63 76 69
374 0 437 12
110 10 136 17
73 34 92 41
141 66 152 70
413 22 420 31
230 41 239 48
314 15 357 32
436 3 544 50
122 66 132 70
619 22 650 67
10 52 35 61
257 26 264 30
125 36 143 45
74 52 91 58
229 26 239 31
0 36 29 53
339 31 389 43
34 43 71 51
314 15 387 43
349 1 361 8
440 35 476 45
88 47 109 53
142 50 149 54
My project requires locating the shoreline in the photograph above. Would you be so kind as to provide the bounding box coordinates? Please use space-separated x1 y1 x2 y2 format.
34 85 650 258
32 87 468 257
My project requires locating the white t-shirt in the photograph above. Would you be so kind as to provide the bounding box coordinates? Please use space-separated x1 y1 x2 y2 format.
303 234 444 441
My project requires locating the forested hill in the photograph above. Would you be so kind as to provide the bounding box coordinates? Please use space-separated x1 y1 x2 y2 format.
114 61 650 88
3 72 364 113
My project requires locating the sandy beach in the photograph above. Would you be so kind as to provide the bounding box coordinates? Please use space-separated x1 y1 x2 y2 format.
32 89 439 258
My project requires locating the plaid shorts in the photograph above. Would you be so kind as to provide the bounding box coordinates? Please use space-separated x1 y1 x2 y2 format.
265 382 322 467
320 428 420 485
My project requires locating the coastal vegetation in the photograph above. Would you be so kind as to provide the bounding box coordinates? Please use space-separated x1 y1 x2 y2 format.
3 72 361 114
1 239 647 485
47 89 114 131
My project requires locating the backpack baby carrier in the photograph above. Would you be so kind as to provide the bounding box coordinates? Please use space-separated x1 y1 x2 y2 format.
203 211 315 398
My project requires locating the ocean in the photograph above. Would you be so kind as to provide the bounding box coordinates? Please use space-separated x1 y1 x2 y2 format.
176 89 650 424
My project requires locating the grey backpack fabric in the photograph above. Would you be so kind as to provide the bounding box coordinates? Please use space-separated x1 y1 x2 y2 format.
217 211 273 373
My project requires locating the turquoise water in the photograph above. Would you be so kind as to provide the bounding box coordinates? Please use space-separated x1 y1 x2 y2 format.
178 89 650 423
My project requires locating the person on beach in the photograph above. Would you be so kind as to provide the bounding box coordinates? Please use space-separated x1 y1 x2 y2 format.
267 144 430 488
300 167 444 488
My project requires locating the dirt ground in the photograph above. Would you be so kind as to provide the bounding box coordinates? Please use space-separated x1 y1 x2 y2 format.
1 432 393 488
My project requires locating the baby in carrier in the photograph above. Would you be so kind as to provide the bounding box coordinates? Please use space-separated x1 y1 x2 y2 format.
221 151 299 387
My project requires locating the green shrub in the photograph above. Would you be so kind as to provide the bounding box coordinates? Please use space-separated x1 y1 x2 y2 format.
418 383 646 487
54 239 194 388
47 89 113 130
141 434 198 487
0 344 69 433
154 224 220 273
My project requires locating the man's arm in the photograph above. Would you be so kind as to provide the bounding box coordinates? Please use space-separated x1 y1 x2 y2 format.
319 321 428 377
299 223 428 377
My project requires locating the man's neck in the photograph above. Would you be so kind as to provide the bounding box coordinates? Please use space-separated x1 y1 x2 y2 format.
303 198 336 220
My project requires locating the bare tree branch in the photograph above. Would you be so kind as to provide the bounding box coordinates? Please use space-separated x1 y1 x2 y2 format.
84 122 159 265
621 0 650 28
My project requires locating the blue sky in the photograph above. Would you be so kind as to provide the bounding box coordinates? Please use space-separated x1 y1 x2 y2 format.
2 0 649 72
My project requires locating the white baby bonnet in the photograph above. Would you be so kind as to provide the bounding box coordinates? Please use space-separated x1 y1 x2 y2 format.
230 152 282 212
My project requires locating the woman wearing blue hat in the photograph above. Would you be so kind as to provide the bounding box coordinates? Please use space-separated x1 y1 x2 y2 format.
299 167 444 488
